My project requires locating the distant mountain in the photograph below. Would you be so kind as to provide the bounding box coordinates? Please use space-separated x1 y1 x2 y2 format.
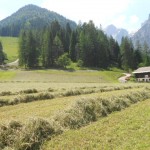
132 14 150 48
0 4 77 37
104 25 129 44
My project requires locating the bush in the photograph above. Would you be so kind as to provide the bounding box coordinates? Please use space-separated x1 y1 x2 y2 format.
77 60 83 67
55 53 71 68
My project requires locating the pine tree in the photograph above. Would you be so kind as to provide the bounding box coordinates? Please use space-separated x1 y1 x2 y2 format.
96 30 110 68
18 31 27 67
120 37 134 71
26 30 38 68
52 34 64 62
69 31 77 62
143 41 150 66
42 29 53 67
19 30 39 68
0 41 6 65
108 36 120 66
133 40 142 68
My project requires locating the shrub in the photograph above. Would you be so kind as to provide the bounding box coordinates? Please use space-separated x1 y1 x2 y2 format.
55 53 71 68
77 60 83 67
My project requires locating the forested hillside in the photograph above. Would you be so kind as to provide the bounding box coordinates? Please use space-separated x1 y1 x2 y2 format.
0 4 76 37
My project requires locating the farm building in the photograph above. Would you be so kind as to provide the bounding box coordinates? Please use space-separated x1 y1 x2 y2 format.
132 66 150 82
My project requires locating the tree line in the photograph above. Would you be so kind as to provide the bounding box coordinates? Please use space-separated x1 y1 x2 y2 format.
18 20 150 71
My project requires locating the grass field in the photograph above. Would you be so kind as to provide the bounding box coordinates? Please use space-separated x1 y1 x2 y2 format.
0 68 123 82
43 99 150 150
0 68 150 150
0 87 143 124
0 36 18 62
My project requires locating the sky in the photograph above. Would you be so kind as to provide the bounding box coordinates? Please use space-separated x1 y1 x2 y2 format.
0 0 150 33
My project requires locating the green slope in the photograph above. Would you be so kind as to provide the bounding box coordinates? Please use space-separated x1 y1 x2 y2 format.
0 36 18 62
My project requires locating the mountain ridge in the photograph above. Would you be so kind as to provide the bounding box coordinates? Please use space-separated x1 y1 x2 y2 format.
132 14 150 48
0 4 77 36
104 24 129 44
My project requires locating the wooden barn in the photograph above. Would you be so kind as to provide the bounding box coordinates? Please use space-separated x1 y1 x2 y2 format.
132 67 150 82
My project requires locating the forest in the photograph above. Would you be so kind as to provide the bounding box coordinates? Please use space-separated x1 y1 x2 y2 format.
17 20 150 71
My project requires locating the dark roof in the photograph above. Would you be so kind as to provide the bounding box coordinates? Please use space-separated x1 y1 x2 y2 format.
133 66 150 74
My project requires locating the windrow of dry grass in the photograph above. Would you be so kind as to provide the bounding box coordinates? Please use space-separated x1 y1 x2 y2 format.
0 84 143 107
0 87 150 150
43 99 150 150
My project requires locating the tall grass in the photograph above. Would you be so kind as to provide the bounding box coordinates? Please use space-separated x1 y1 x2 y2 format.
1 87 150 150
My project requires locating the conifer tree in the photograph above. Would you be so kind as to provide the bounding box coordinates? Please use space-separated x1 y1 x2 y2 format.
42 29 53 67
120 37 134 71
19 30 27 67
0 41 6 65
69 31 77 62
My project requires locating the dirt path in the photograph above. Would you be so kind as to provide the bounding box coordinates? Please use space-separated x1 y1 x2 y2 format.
6 59 19 67
118 73 131 83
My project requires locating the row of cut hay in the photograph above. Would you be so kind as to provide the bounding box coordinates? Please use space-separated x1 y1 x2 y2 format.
0 89 38 96
1 87 150 150
0 85 143 107
0 93 55 107
61 84 142 97
0 84 142 97
0 119 61 150
53 88 150 129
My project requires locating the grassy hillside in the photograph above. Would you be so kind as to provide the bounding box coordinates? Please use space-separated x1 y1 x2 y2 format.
43 99 150 150
0 36 18 62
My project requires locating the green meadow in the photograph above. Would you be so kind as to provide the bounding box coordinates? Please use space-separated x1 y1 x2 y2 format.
0 36 18 62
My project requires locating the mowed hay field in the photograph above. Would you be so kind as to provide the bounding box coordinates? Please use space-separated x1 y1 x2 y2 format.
0 36 18 62
43 99 150 150
0 68 150 149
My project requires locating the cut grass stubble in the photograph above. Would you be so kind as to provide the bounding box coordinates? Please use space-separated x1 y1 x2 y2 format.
1 87 150 150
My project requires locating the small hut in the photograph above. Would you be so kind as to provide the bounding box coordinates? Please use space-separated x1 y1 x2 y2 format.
132 66 150 82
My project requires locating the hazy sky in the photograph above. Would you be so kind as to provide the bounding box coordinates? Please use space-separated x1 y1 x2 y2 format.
0 0 150 33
